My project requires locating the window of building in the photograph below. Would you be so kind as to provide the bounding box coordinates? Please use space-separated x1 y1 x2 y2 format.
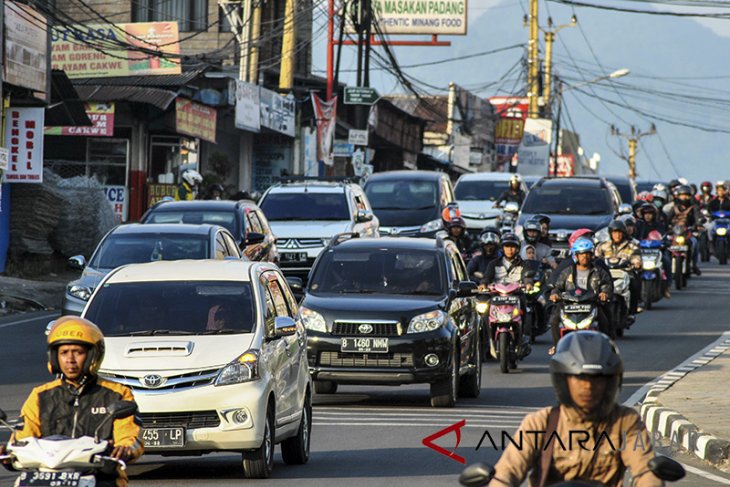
133 0 209 32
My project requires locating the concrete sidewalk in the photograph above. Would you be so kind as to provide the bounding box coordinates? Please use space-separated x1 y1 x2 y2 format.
640 333 730 468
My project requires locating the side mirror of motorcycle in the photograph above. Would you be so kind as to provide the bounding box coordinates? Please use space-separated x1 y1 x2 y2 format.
459 463 495 487
456 281 478 297
94 401 138 443
648 456 685 481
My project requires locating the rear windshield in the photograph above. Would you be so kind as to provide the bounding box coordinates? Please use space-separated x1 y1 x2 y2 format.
144 210 236 233
309 248 445 296
522 185 613 215
260 192 349 221
85 281 256 336
365 180 438 210
455 180 509 201
90 234 209 269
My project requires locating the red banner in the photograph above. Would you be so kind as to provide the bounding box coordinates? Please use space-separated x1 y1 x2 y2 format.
312 94 337 166
489 96 528 171
549 154 575 177
44 102 114 137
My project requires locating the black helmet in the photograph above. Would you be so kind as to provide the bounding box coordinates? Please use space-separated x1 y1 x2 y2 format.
523 220 541 244
608 219 627 235
480 226 501 237
479 229 500 246
550 331 623 419
668 179 680 190
640 202 657 217
500 233 521 248
533 214 551 226
447 216 467 230
675 185 692 197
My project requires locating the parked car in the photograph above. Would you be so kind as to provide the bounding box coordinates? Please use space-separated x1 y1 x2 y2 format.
140 199 278 263
258 177 379 279
517 177 621 260
79 259 311 478
364 170 456 237
300 234 481 407
454 172 529 237
62 223 241 315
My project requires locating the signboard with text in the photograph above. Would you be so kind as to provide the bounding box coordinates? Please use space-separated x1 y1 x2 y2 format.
4 2 48 93
45 103 115 137
147 183 177 207
348 129 369 146
3 107 44 183
103 185 128 222
235 80 261 132
344 87 380 105
517 118 552 177
176 99 217 144
253 144 293 192
260 88 295 137
345 0 467 35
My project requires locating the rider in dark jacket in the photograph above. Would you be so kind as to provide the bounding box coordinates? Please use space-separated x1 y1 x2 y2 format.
496 175 526 207
467 227 501 286
445 217 474 255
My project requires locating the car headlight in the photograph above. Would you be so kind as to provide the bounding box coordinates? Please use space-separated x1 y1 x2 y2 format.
675 235 686 245
215 350 259 386
717 228 728 236
299 306 327 333
407 310 446 333
68 284 93 301
420 218 443 233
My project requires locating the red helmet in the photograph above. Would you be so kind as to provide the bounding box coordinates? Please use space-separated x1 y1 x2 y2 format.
637 191 653 202
569 228 594 248
701 181 712 189
647 230 663 241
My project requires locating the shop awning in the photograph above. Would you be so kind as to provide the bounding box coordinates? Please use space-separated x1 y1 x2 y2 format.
45 70 92 127
71 68 208 88
73 85 178 110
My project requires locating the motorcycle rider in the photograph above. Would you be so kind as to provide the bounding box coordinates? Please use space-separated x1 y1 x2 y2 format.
533 214 553 246
496 175 526 207
445 217 475 256
488 331 662 487
699 181 714 207
175 169 203 201
549 238 613 354
636 204 672 299
468 227 501 286
520 219 557 269
484 233 533 287
651 187 670 227
620 215 640 244
595 220 642 319
708 181 730 213
1 317 144 486
666 184 702 275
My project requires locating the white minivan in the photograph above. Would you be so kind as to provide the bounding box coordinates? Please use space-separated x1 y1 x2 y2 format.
81 259 312 478
454 172 529 235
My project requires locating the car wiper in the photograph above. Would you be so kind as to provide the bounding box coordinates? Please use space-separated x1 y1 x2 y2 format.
198 329 249 335
126 330 195 336
410 290 443 295
337 289 378 294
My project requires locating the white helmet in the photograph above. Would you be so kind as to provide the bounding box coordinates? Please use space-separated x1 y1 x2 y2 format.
182 169 203 186
678 177 689 186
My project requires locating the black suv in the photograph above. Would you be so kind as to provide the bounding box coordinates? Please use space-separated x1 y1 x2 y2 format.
299 235 481 407
518 177 621 260
140 199 278 263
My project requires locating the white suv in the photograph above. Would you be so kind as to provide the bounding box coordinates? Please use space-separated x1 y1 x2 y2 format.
81 259 311 478
454 172 529 235
258 178 379 277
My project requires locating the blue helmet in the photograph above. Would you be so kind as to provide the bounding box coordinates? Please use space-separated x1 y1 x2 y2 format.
571 237 595 256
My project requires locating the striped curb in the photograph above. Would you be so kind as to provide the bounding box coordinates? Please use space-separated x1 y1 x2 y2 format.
639 334 730 466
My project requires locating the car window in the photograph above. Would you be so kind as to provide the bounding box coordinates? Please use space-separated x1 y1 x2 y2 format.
260 192 349 221
144 210 236 233
215 234 227 259
277 273 299 315
354 194 367 212
268 278 290 317
522 185 612 215
259 275 277 337
255 210 273 233
365 180 438 210
221 232 240 257
448 248 467 282
454 180 510 201
246 210 264 233
89 234 210 269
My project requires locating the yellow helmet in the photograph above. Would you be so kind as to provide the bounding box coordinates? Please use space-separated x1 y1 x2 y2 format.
47 316 105 378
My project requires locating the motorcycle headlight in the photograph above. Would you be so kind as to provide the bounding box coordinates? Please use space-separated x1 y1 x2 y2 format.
717 228 728 236
491 309 513 322
68 284 93 301
299 306 327 333
476 302 489 314
560 311 577 329
576 316 595 329
675 235 686 245
642 261 656 270
420 218 443 233
215 350 259 386
407 310 446 333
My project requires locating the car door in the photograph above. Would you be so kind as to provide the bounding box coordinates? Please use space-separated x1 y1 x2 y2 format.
275 271 306 415
242 210 265 261
447 247 477 373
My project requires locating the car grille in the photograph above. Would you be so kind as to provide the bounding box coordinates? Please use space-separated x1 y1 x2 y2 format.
276 238 324 249
140 411 220 429
319 351 414 368
332 321 402 336
102 368 219 391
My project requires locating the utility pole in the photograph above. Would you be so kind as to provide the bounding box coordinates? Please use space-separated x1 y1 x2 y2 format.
541 15 576 116
610 124 656 183
249 1 262 84
525 0 539 119
219 0 252 82
279 0 296 91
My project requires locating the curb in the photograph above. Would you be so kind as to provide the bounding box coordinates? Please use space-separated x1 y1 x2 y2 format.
639 334 730 466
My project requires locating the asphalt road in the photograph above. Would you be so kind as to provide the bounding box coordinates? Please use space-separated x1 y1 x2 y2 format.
1 264 730 486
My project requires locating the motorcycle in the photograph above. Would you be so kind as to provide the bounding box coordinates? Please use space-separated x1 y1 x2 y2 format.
0 401 137 487
558 289 600 338
604 257 632 338
700 208 712 262
639 237 665 310
497 201 520 234
479 282 530 373
522 262 548 344
711 210 730 265
668 224 691 290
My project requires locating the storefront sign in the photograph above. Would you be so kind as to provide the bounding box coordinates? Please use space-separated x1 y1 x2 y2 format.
260 88 295 137
147 183 177 207
312 94 337 166
346 0 467 35
4 2 48 93
3 107 44 183
517 118 552 176
235 80 261 132
103 185 128 222
333 140 354 157
490 96 528 172
176 98 217 144
45 102 116 137
348 129 369 146
253 144 293 192
51 22 181 78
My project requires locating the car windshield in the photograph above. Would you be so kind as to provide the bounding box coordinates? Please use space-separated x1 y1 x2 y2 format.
522 185 612 215
309 248 445 295
609 181 633 204
144 210 236 233
365 181 438 210
89 234 210 269
454 180 509 201
260 192 349 221
85 281 256 336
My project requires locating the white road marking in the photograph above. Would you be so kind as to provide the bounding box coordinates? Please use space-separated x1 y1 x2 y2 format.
0 312 59 329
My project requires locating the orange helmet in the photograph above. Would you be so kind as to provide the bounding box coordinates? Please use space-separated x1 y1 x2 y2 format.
441 204 461 223
47 316 105 378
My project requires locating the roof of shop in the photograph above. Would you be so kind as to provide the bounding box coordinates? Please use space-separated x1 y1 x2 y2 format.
71 68 208 88
73 85 178 110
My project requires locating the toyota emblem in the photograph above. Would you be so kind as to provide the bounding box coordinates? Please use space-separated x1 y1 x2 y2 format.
142 374 165 388
358 324 374 334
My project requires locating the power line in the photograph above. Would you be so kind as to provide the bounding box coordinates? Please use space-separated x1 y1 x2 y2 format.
548 0 730 17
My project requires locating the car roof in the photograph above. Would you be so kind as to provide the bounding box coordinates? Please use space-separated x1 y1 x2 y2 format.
329 237 448 252
364 170 447 182
457 172 516 182
104 259 257 284
537 177 605 188
109 223 220 236
149 200 253 211
266 184 347 194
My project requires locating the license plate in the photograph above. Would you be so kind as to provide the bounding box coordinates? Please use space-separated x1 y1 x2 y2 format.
491 296 519 305
280 252 307 264
564 304 592 313
341 337 389 353
142 427 185 448
19 472 81 487
669 245 688 252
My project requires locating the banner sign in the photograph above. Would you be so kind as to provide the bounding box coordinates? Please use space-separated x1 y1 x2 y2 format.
45 102 115 137
517 118 552 176
5 2 48 93
490 96 528 172
3 107 44 183
346 0 467 35
303 127 319 177
235 80 261 132
103 185 128 222
312 94 337 167
51 22 181 78
147 183 177 207
260 88 295 137
549 154 575 177
176 98 217 143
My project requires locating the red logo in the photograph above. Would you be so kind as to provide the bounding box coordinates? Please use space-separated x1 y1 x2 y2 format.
422 420 466 464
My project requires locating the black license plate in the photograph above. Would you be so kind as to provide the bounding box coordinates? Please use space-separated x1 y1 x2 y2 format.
491 296 519 305
564 304 592 313
280 252 307 263
19 472 81 487
142 427 185 448
341 337 389 353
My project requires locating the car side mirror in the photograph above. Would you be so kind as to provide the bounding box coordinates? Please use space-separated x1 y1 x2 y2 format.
45 320 56 336
108 400 138 420
286 277 303 294
618 203 632 216
68 255 87 270
648 456 685 481
459 463 495 487
356 209 374 223
274 316 297 338
245 232 266 245
456 280 478 297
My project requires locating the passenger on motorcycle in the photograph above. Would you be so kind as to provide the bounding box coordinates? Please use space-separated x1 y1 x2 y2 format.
0 317 144 487
533 214 553 246
520 220 557 269
467 227 501 287
666 184 702 275
699 181 714 207
619 215 640 244
496 175 526 207
445 217 475 256
595 220 642 317
488 331 662 487
636 204 673 299
651 188 671 227
549 238 613 353
708 181 730 213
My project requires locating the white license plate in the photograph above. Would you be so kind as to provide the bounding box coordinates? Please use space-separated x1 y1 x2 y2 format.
669 245 688 252
142 427 185 448
19 472 81 487
564 304 592 313
280 252 307 263
341 337 389 353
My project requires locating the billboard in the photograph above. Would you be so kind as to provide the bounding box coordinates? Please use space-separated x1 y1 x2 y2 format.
176 99 217 144
51 22 181 78
260 88 295 137
45 102 115 137
517 118 552 176
4 2 48 93
489 97 528 171
346 0 467 35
